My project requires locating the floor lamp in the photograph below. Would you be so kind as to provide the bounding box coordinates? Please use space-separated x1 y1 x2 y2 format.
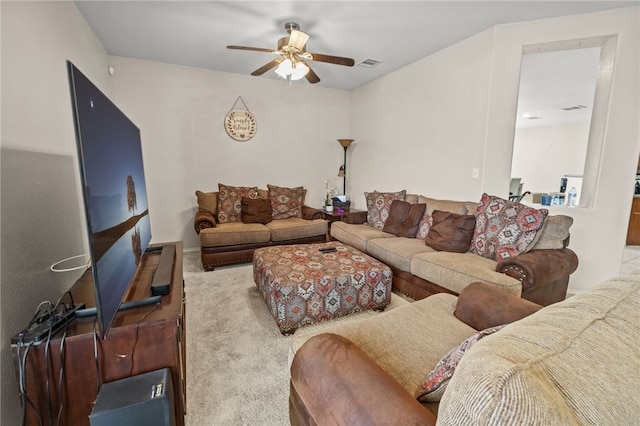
337 139 354 197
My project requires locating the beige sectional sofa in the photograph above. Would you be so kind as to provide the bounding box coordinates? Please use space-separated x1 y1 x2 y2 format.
193 186 328 271
289 273 640 425
332 193 579 306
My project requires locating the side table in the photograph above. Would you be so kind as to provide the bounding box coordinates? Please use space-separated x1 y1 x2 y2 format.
322 208 363 238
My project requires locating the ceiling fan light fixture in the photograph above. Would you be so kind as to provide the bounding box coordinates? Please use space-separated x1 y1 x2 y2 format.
275 59 309 81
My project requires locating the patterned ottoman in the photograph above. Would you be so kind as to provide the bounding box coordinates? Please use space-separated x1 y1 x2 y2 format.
253 242 392 334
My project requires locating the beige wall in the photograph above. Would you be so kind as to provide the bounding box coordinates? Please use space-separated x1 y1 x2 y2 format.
107 57 351 247
351 7 639 293
1 1 111 423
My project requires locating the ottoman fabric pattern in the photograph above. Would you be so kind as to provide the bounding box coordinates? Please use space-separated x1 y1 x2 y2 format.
253 242 392 334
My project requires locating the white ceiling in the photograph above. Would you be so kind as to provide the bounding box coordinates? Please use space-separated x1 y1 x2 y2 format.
74 1 636 91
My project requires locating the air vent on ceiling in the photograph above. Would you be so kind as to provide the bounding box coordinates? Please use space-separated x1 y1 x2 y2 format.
561 105 588 111
358 59 382 68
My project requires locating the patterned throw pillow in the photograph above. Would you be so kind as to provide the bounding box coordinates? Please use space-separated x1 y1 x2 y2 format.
217 183 259 223
417 325 506 402
267 184 304 220
364 190 407 229
470 193 548 262
415 214 433 240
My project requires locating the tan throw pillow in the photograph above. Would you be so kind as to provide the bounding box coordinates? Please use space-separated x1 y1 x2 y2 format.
195 190 218 215
382 200 426 238
425 210 476 253
241 197 272 224
217 183 259 223
267 184 304 220
365 190 407 229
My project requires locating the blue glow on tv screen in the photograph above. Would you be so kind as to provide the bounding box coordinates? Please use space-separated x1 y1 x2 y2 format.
68 61 152 337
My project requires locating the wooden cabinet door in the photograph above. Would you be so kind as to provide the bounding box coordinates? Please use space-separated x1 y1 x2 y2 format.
627 198 640 245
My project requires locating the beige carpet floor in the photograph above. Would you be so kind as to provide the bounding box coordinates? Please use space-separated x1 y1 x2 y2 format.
182 249 408 426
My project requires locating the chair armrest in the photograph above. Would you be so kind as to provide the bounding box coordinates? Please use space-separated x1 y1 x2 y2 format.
454 282 542 331
301 205 324 220
290 333 437 426
194 210 216 234
341 210 368 224
496 248 579 295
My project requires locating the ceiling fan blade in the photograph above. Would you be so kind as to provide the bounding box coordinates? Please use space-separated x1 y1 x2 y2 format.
251 59 282 76
307 52 355 67
304 63 320 84
227 45 277 54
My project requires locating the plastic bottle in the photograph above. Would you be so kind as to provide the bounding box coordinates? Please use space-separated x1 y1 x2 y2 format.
567 187 578 208
552 194 560 205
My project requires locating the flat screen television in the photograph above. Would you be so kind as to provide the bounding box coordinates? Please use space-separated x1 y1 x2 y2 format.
67 61 152 338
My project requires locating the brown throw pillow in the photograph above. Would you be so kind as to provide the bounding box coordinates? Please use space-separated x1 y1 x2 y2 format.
382 201 426 238
241 197 272 224
425 210 476 253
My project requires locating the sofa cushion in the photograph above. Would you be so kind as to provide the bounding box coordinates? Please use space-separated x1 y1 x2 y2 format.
529 214 573 250
367 237 435 272
241 197 272 224
383 201 426 238
365 190 407 229
196 190 218 216
290 293 477 403
266 218 327 242
417 324 506 402
471 193 548 262
217 183 259 223
199 222 271 247
267 184 304 220
410 251 521 296
438 274 640 425
330 222 395 253
425 211 476 253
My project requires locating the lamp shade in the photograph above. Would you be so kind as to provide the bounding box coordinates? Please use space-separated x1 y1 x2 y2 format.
275 59 309 81
338 139 354 148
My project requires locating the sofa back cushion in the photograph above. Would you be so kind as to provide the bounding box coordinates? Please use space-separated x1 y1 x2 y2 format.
438 275 640 425
196 190 218 215
529 214 573 250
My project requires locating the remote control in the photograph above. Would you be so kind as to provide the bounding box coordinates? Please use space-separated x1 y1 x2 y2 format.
319 247 337 253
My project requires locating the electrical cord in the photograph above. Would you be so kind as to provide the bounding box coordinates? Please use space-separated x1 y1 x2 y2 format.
18 342 43 426
56 321 69 426
129 303 161 376
93 317 101 394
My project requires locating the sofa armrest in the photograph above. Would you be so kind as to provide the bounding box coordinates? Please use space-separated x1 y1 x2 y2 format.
301 205 324 220
340 210 368 224
290 333 436 426
454 282 543 331
194 210 216 234
496 248 579 293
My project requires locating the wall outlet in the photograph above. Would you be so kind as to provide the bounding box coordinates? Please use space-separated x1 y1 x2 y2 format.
472 168 480 179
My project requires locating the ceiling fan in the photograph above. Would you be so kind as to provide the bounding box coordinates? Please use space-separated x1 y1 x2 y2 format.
227 22 355 84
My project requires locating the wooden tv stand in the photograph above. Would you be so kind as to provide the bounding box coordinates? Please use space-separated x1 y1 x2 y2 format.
12 241 185 426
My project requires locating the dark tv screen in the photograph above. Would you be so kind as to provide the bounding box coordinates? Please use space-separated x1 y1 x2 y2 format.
68 61 152 337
